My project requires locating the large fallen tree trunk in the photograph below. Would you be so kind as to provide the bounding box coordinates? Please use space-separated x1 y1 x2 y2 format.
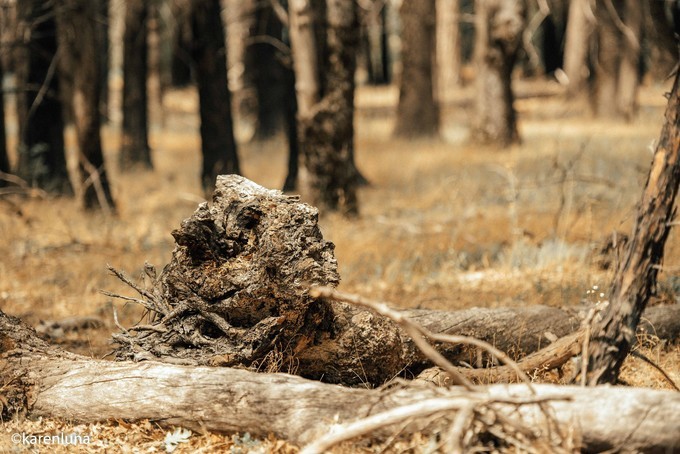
1 311 679 452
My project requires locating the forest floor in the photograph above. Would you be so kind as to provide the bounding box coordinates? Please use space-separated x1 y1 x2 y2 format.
1 78 679 452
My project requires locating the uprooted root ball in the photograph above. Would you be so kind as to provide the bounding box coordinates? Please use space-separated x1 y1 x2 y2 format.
112 175 339 367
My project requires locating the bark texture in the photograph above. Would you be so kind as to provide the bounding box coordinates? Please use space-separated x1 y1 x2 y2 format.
188 0 240 194
56 0 115 210
289 0 361 215
15 0 71 194
586 71 680 385
471 0 526 147
395 0 439 137
120 0 152 170
2 310 680 452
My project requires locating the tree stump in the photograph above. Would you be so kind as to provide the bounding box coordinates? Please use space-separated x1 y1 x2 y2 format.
115 175 339 368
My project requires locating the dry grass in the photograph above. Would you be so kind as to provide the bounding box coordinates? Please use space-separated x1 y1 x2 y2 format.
1 79 678 452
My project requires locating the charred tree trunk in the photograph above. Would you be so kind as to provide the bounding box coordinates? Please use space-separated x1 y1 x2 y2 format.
120 0 152 170
98 0 109 122
395 0 439 138
436 0 462 102
189 0 240 194
56 0 115 211
289 0 361 215
15 0 71 195
586 71 680 385
645 0 678 80
170 2 192 88
282 70 300 192
562 0 593 97
243 1 287 140
471 0 526 147
592 0 642 119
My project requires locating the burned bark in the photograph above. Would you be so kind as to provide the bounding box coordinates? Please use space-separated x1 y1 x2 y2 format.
15 0 71 194
1 309 680 452
188 0 240 194
395 0 439 137
471 0 526 147
586 71 680 385
120 0 152 170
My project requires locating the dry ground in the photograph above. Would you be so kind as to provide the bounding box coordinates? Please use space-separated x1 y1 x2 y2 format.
1 79 679 452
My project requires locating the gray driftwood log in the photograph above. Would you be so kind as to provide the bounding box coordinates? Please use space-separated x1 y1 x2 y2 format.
1 310 679 452
111 175 679 386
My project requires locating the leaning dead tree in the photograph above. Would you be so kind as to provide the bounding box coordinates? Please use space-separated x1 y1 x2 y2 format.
586 71 680 385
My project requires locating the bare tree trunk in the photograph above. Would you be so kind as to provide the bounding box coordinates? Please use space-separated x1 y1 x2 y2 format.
120 0 152 170
15 0 71 195
592 0 642 119
289 0 360 215
562 0 593 96
56 0 115 211
0 58 8 184
1 309 680 452
586 71 680 385
615 0 642 119
188 0 240 194
645 0 678 80
243 1 287 140
98 0 109 122
471 0 526 147
436 0 462 104
395 0 438 138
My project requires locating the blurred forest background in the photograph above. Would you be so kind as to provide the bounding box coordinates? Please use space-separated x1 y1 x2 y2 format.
0 0 679 450
0 0 678 348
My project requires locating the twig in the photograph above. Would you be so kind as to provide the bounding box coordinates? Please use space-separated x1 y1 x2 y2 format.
107 265 159 306
300 397 470 454
79 154 113 216
446 403 475 454
629 350 680 391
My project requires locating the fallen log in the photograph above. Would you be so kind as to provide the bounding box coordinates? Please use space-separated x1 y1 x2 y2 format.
107 175 678 386
2 311 679 452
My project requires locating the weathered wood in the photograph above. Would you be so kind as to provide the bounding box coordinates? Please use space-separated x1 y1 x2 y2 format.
2 309 679 452
587 71 680 385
